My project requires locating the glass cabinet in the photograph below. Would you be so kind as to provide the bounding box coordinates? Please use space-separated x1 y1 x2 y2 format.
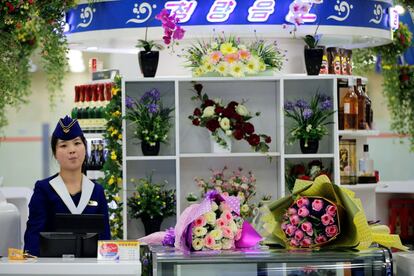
142 245 392 276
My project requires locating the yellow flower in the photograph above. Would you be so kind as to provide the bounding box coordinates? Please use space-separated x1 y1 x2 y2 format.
210 229 223 240
241 204 250 213
118 134 122 140
259 62 266 71
193 226 208 237
111 129 118 137
215 62 229 76
112 87 120 96
193 67 204 77
112 111 121 117
117 177 122 186
113 196 121 203
108 176 115 185
192 238 204 251
220 42 237 55
204 211 216 225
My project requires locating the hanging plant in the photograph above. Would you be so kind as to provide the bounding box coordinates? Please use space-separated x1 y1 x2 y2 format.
352 23 414 150
0 1 79 132
101 74 124 239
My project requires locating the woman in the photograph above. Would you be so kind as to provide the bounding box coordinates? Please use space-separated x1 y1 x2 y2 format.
24 116 111 256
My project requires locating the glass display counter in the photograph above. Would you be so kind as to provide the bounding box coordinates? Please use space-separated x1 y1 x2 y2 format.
142 245 392 276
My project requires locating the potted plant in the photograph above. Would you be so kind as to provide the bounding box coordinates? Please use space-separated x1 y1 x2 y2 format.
125 88 174 156
259 194 272 207
285 160 331 193
188 83 272 153
136 9 185 77
284 94 335 154
303 26 324 75
127 172 176 235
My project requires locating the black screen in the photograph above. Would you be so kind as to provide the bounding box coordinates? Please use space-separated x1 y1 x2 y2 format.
39 213 105 258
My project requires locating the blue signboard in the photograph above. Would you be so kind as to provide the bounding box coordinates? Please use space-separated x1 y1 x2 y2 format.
65 0 393 34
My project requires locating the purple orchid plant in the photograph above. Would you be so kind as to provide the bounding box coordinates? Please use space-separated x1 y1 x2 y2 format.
284 93 335 146
125 88 174 146
136 8 185 52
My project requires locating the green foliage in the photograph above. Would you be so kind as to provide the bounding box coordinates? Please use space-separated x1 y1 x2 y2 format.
136 39 164 52
303 35 319 48
350 48 376 76
128 172 176 219
101 75 123 239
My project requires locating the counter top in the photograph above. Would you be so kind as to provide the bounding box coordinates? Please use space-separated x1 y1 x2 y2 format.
0 257 141 275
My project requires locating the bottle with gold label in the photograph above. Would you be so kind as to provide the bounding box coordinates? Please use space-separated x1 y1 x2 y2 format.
343 79 358 130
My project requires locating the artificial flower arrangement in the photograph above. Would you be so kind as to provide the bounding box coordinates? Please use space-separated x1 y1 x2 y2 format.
136 8 185 51
139 190 262 252
127 172 176 221
254 175 408 250
285 160 331 193
182 33 285 77
125 88 174 146
188 83 272 153
284 93 335 147
194 166 256 219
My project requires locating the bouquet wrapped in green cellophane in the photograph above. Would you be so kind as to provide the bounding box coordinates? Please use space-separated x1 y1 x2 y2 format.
253 175 407 250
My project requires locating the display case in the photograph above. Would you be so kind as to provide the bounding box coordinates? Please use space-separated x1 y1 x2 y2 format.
144 245 392 276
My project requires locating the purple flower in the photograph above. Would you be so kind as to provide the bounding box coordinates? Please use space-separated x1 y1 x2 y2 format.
284 101 294 111
149 88 160 101
162 227 175 246
147 103 159 113
303 108 313 120
295 99 309 109
321 99 333 110
126 96 134 109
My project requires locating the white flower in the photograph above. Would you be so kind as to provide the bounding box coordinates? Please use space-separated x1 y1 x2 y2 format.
210 228 223 240
211 201 219 211
235 104 249 116
204 211 216 225
202 106 215 118
238 44 247 50
215 62 229 76
241 183 248 190
306 124 312 132
230 62 245 77
225 130 232 136
211 42 219 49
193 67 204 77
192 238 204 251
241 204 250 213
229 220 238 232
193 226 208 237
219 117 231 130
245 57 260 74
222 239 234 250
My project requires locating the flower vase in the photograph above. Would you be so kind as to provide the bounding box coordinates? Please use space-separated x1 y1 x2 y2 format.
138 51 159 77
210 132 232 153
141 141 160 156
141 215 163 235
300 139 319 154
304 47 324 75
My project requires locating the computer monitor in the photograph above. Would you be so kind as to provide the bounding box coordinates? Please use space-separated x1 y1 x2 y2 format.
40 213 105 258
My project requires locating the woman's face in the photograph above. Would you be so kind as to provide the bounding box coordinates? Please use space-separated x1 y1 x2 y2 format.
55 137 86 172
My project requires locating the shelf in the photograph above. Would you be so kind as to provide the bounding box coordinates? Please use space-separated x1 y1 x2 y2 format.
125 156 177 161
340 184 378 191
338 130 380 137
375 181 414 194
284 153 335 159
179 152 280 158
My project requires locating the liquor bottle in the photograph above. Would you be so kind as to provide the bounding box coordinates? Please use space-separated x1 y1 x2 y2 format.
88 141 97 170
71 86 80 119
362 82 373 129
105 82 113 105
337 79 348 130
358 144 374 176
89 84 98 132
343 79 358 130
78 85 86 119
355 78 366 129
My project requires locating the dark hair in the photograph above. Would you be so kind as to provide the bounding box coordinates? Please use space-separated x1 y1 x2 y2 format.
51 135 88 174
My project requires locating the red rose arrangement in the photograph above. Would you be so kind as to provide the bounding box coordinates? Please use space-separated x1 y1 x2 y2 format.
281 196 340 248
188 83 272 153
285 160 331 193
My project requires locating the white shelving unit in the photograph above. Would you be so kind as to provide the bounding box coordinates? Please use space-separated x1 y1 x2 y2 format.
121 75 379 239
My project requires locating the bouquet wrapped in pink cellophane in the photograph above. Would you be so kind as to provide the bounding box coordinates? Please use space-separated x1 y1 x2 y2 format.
139 190 262 251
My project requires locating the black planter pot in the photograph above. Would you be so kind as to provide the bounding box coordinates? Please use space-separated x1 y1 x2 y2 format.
138 51 159 77
141 215 163 235
141 141 160 156
300 139 319 154
304 47 324 75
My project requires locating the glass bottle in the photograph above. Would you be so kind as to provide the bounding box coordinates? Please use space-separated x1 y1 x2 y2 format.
358 144 374 176
355 78 366 129
71 86 80 119
362 82 373 129
343 79 358 130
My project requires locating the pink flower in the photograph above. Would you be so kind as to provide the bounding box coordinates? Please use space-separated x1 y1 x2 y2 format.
325 225 338 237
294 230 304 241
216 218 227 228
290 238 300 247
289 215 300 225
312 199 324 211
281 222 289 230
301 222 313 236
298 207 309 217
194 216 207 227
326 205 337 217
315 234 328 244
296 197 309 208
321 214 334 226
173 26 185 40
238 50 251 60
285 225 297 236
224 53 239 64
287 208 297 215
235 229 242 241
210 51 223 64
300 237 312 247
222 226 234 239
204 234 216 249
221 211 233 222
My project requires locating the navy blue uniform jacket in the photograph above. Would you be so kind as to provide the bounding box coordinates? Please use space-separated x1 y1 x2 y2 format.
24 174 111 256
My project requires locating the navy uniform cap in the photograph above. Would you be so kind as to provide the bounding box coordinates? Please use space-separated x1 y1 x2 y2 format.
52 116 84 140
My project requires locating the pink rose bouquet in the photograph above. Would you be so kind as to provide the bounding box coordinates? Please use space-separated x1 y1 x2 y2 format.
281 196 339 248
